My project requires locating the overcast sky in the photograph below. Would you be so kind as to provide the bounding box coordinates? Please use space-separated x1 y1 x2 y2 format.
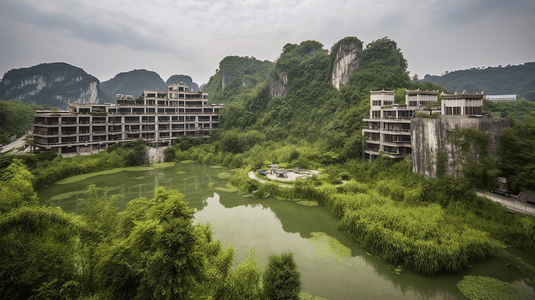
1 0 534 85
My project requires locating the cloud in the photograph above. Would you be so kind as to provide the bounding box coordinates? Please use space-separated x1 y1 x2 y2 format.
1 1 190 55
0 0 533 84
431 0 535 27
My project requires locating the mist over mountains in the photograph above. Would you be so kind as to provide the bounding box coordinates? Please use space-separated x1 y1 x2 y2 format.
0 64 202 109
421 62 535 97
0 40 533 110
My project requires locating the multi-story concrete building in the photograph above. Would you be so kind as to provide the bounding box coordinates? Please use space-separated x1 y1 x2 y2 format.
363 89 510 177
441 91 483 116
32 83 223 155
363 89 439 160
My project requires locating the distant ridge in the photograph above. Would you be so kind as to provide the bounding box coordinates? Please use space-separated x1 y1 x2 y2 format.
100 69 167 100
421 62 535 97
0 62 111 109
166 75 200 92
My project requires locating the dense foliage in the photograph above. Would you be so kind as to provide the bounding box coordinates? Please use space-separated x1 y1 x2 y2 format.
2 35 534 298
203 56 274 105
0 160 305 299
484 100 535 193
422 62 535 97
147 36 535 278
0 99 49 144
226 157 535 275
0 139 148 189
457 275 534 300
447 128 500 190
263 253 301 300
211 38 446 164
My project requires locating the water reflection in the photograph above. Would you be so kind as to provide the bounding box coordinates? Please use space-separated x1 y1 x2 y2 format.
38 163 535 300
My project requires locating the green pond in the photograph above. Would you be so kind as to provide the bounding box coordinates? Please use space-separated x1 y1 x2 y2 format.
38 162 535 299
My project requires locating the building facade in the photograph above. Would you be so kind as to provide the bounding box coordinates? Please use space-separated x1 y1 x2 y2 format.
441 91 483 116
363 89 439 160
32 83 224 154
363 89 510 177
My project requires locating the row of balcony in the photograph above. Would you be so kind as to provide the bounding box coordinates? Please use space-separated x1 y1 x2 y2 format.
36 131 210 145
363 126 410 133
34 120 218 127
34 127 214 136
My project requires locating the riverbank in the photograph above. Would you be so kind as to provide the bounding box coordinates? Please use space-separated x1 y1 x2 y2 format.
36 162 535 300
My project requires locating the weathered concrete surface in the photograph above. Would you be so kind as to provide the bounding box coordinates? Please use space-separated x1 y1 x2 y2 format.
331 39 362 90
477 191 535 216
411 116 511 177
268 69 288 98
146 147 165 163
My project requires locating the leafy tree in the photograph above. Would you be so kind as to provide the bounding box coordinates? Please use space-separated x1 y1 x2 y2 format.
394 88 406 104
0 161 87 299
448 128 500 190
163 146 176 162
0 100 48 144
0 159 38 213
262 252 301 300
95 187 205 299
125 139 148 166
0 206 87 300
498 112 535 193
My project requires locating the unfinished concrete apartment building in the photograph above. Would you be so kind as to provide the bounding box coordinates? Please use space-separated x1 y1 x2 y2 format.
363 89 439 161
363 89 510 177
32 83 224 155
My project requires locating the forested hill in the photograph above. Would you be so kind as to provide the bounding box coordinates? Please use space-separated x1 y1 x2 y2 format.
421 62 535 97
0 62 111 109
214 37 444 160
100 69 167 100
0 100 49 144
100 70 202 101
203 56 274 104
166 74 200 92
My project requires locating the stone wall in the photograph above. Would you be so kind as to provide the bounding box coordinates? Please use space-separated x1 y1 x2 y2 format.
411 116 511 177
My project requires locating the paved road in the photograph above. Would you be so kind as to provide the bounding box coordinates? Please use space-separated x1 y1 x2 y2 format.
1 134 29 154
477 191 535 216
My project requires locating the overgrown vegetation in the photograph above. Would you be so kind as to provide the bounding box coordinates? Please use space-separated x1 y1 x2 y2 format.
157 37 535 277
0 161 305 299
2 35 534 298
226 157 535 275
484 100 535 193
0 99 50 144
203 56 274 105
456 275 534 300
0 139 148 189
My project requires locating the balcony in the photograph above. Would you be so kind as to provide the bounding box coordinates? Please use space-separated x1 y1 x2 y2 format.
381 128 411 134
382 140 412 147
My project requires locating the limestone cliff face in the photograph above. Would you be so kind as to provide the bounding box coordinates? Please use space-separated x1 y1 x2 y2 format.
222 70 234 90
411 117 511 177
0 62 110 109
268 69 288 98
331 39 363 90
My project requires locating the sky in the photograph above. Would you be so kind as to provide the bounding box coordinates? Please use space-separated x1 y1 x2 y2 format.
1 0 534 85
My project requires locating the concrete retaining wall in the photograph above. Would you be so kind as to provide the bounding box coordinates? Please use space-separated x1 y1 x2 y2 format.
411 116 510 177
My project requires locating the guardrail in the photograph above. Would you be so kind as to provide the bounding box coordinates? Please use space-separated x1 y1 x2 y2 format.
476 192 535 216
